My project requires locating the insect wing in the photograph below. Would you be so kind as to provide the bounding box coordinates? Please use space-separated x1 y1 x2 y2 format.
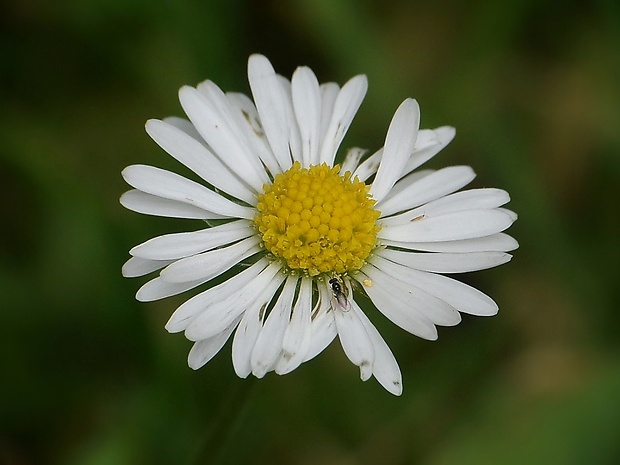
334 291 351 312
329 277 351 312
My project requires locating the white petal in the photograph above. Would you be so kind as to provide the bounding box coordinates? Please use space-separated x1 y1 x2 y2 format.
334 299 375 381
319 82 340 144
357 149 436 186
353 148 382 182
197 83 275 186
423 188 511 215
247 54 293 171
160 236 260 283
184 262 282 341
354 303 402 395
276 277 313 375
363 263 461 327
232 275 285 378
417 272 499 316
188 319 240 369
251 276 298 378
292 66 322 166
166 258 269 333
379 209 516 243
162 116 204 142
380 169 434 199
277 75 302 164
340 147 366 175
130 220 254 260
194 80 273 177
120 189 222 219
303 285 337 363
226 92 281 176
231 308 262 379
498 207 518 222
122 256 172 277
370 255 498 316
356 269 441 339
179 84 268 190
318 75 367 166
376 248 512 273
122 165 254 219
412 127 445 150
367 127 452 185
381 232 519 253
136 276 208 302
381 188 511 227
369 99 420 202
378 166 476 217
145 119 256 204
355 127 455 183
401 126 456 176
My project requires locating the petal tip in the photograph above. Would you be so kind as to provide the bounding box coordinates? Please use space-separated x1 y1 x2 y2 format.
388 380 403 396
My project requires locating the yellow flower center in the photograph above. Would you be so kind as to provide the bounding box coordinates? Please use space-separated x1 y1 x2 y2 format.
254 162 381 277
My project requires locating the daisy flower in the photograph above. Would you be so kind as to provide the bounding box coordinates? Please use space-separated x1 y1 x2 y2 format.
121 54 518 395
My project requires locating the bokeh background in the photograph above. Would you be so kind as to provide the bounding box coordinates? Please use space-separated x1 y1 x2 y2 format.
1 1 619 464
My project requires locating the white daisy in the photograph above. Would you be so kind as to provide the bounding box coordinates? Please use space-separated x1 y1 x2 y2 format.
121 54 518 395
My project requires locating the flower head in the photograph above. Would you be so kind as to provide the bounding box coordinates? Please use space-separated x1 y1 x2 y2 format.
121 54 518 395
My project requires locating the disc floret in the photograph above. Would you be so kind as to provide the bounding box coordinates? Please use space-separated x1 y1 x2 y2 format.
254 162 381 276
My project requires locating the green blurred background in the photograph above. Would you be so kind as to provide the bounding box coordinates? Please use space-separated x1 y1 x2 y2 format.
1 1 619 464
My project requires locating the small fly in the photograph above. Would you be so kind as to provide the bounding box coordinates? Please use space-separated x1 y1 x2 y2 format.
329 276 351 311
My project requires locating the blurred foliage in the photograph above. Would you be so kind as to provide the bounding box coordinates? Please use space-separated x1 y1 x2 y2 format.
1 0 619 464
